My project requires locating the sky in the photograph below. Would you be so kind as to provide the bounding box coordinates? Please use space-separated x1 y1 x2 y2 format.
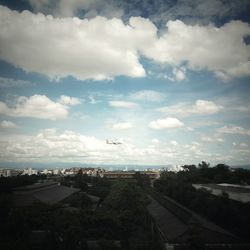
0 0 250 167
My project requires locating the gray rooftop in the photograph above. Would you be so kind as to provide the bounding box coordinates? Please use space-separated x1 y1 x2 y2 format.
197 183 250 193
13 182 80 206
147 193 241 244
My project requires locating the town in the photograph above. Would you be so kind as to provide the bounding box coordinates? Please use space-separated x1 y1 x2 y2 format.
1 163 250 250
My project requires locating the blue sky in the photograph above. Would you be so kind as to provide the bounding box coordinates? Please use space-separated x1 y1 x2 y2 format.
0 0 250 167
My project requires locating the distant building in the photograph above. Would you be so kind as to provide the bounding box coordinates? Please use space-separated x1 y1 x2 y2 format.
22 167 38 176
103 170 160 180
41 169 52 175
0 168 19 177
53 168 61 175
193 183 250 203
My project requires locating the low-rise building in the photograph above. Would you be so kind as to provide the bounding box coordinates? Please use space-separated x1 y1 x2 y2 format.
0 168 20 177
103 170 160 180
193 183 250 203
12 181 80 206
22 167 38 176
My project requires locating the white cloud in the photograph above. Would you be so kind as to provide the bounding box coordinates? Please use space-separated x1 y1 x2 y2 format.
0 6 249 81
140 20 250 80
1 128 249 165
109 101 138 108
152 138 160 144
112 122 133 130
167 165 186 172
129 90 165 102
191 120 221 128
0 129 163 163
195 100 222 114
89 96 98 104
218 126 250 136
59 95 81 105
0 129 196 164
158 100 223 117
0 6 145 81
0 120 16 128
201 136 224 143
149 117 184 130
170 140 178 146
231 105 250 113
233 142 248 149
173 68 186 81
0 95 79 120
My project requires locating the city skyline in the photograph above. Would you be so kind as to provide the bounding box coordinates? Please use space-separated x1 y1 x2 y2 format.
0 0 250 166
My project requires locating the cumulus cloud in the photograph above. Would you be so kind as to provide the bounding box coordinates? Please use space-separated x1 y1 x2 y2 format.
58 95 81 105
0 129 163 163
0 120 16 128
140 20 250 80
0 128 248 165
149 117 184 130
158 100 223 117
112 122 133 130
173 68 186 81
0 95 80 120
109 101 138 108
218 126 250 136
0 6 145 81
129 90 165 102
0 129 200 164
0 6 249 81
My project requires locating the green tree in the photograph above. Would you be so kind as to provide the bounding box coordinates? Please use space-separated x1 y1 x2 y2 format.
198 161 210 169
103 181 149 245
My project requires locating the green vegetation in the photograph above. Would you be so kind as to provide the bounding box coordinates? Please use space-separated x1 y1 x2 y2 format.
0 174 153 250
1 164 250 249
154 163 250 241
0 174 46 193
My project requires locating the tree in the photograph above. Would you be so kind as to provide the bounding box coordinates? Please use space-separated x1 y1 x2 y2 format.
103 181 149 245
182 164 197 172
198 161 210 169
135 172 150 188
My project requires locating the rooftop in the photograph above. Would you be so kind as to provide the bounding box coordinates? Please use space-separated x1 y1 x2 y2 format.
13 182 80 206
147 192 240 244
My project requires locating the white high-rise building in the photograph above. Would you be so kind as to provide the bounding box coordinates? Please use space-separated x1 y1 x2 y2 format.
22 168 38 176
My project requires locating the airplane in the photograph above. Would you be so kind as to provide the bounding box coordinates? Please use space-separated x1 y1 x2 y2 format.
106 139 122 145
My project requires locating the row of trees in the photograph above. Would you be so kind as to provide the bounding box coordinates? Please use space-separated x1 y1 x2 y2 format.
181 162 250 184
0 174 47 193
